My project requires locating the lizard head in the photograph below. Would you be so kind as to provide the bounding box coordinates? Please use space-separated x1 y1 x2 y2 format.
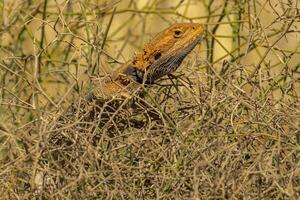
130 23 204 83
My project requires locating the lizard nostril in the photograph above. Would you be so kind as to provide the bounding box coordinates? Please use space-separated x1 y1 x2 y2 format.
154 52 162 60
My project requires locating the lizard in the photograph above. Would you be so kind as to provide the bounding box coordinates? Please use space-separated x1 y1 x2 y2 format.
55 23 204 124
92 23 204 99
50 23 204 134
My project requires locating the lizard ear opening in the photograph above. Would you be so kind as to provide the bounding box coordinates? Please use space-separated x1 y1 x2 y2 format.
154 52 162 60
174 30 183 38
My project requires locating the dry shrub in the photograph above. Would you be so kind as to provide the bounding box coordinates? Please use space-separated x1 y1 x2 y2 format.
0 0 300 199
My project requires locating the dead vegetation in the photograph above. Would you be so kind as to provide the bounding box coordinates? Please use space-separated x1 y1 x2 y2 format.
0 0 300 199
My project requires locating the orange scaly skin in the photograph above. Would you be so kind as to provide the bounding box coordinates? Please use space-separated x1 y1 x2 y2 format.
93 23 204 98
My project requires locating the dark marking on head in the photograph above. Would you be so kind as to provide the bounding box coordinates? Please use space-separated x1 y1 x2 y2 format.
154 52 162 60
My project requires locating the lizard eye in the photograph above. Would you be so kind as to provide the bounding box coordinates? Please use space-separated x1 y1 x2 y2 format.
174 30 182 38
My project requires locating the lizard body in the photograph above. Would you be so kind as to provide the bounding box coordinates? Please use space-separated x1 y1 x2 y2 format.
93 23 204 98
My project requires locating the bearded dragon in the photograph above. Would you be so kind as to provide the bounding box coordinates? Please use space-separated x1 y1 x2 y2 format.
93 23 204 99
59 23 204 121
